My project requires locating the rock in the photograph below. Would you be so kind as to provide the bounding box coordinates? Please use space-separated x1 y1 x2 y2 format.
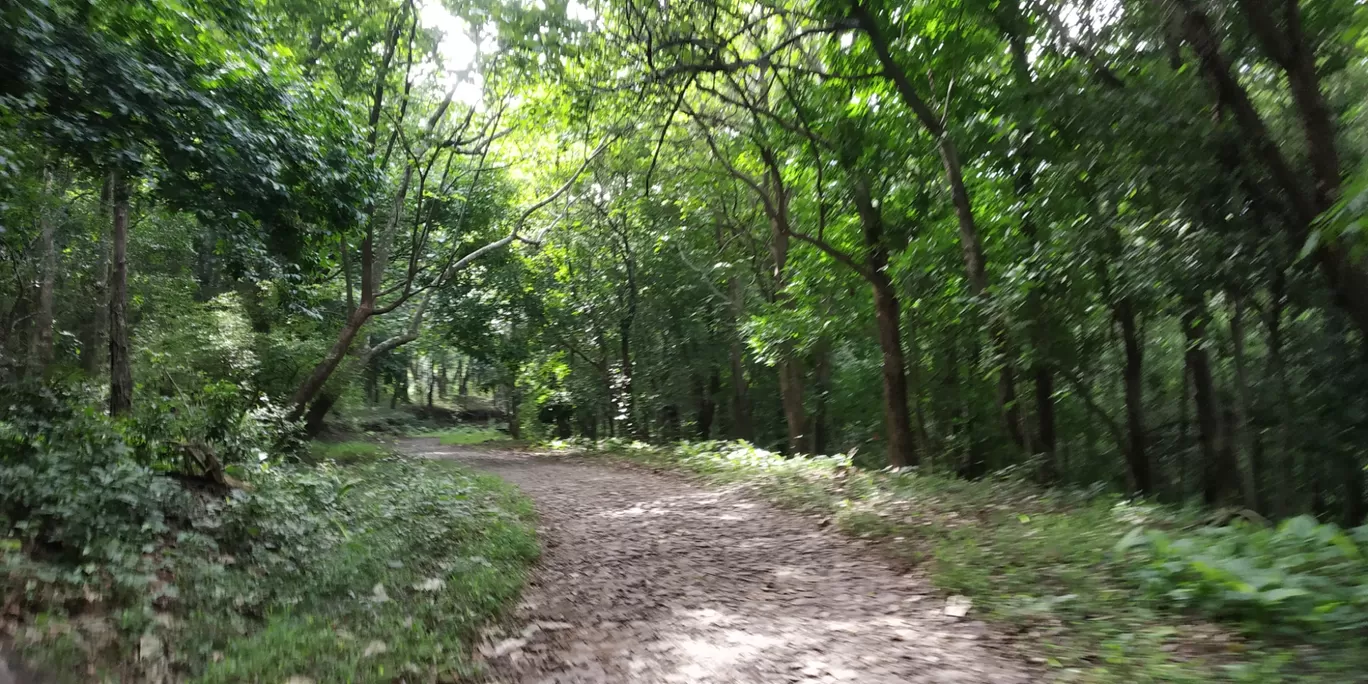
481 637 527 659
414 577 445 592
370 583 390 603
362 640 388 658
944 595 972 618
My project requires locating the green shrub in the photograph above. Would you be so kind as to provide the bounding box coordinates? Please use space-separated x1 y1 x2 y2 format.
1117 515 1368 632
434 427 507 445
1 385 538 682
0 387 188 571
308 440 392 465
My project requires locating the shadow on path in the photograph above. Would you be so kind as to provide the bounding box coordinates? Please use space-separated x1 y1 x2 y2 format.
401 438 1035 684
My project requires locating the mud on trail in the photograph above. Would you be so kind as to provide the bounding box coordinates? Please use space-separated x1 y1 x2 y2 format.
401 439 1035 684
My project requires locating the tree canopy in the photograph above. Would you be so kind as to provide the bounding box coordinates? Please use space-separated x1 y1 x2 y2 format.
4 0 1368 523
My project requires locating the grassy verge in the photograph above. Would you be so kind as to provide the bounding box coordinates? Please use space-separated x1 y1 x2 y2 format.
431 427 509 446
5 447 537 683
549 439 1367 683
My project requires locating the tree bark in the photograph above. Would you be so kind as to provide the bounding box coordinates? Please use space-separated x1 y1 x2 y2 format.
1184 302 1236 505
1229 295 1264 512
812 336 832 454
28 167 58 376
1264 270 1295 516
726 275 753 439
694 368 718 439
778 358 810 453
999 7 1059 471
508 379 522 439
304 393 335 437
852 0 1025 452
853 179 916 468
291 304 373 417
108 170 133 416
83 176 111 377
1172 0 1368 341
1115 298 1151 494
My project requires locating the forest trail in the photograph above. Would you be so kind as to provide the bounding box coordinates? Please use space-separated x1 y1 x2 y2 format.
400 438 1035 684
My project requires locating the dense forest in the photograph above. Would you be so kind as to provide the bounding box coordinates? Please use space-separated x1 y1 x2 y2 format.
10 0 1365 518
2 0 1368 677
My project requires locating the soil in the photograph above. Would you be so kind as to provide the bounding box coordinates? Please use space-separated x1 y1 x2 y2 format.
401 439 1036 684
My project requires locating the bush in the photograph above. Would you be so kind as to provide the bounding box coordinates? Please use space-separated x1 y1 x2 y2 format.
0 386 189 570
1 384 538 682
1117 515 1368 632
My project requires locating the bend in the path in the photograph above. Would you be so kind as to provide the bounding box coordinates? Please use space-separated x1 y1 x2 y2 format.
402 438 1036 684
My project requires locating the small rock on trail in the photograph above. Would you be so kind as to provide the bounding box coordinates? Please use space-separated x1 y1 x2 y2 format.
402 439 1036 684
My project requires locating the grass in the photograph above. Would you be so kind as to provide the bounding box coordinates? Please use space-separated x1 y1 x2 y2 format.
309 439 394 464
189 457 537 683
5 453 538 683
550 438 1367 683
432 427 508 446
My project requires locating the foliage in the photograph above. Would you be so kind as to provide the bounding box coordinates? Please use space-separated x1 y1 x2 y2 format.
435 427 510 446
183 458 537 683
1117 516 1368 633
0 383 536 681
309 440 394 465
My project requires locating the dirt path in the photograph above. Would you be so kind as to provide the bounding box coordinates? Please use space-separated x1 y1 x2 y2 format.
402 439 1035 684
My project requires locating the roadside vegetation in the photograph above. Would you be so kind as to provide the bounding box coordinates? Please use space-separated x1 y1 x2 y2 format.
553 439 1368 682
0 385 536 682
4 0 1368 679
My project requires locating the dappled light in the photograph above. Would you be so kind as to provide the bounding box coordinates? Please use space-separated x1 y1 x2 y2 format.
3 0 1368 679
411 439 1026 683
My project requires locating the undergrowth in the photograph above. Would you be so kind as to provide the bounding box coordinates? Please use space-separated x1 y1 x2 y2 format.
551 438 1368 683
1 385 537 682
433 427 509 446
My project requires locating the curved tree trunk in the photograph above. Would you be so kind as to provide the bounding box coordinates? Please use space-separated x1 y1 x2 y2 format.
853 178 916 468
852 1 1025 452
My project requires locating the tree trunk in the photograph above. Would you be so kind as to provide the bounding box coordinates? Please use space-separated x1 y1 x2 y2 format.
695 368 718 440
620 318 641 439
304 393 335 438
778 358 810 454
28 168 58 376
853 178 916 468
1229 295 1263 512
852 0 1025 453
290 304 373 420
1265 272 1295 517
1115 298 1151 494
1184 302 1235 505
1174 0 1368 343
871 278 916 468
812 337 832 454
727 276 753 439
108 171 133 416
390 371 405 409
1178 360 1191 498
83 187 110 377
508 380 522 439
1002 0 1058 473
364 346 380 405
